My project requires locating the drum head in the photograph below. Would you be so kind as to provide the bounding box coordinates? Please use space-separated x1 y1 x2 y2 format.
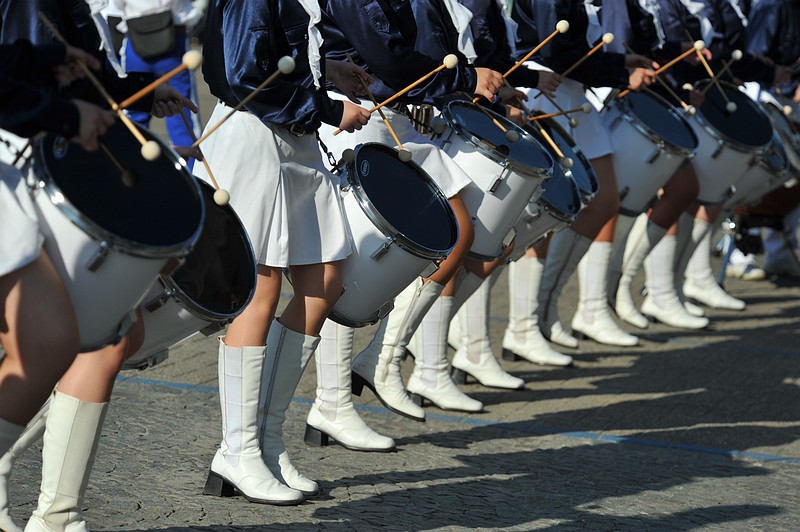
626 91 697 151
36 122 203 249
170 181 256 318
528 117 599 198
540 166 582 219
351 143 458 254
697 81 772 149
443 101 552 173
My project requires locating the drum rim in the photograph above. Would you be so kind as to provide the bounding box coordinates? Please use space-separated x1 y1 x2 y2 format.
615 89 699 155
751 132 790 176
526 114 599 200
440 100 554 178
692 80 772 154
762 102 800 175
158 180 258 322
537 169 582 222
345 142 459 260
32 132 205 259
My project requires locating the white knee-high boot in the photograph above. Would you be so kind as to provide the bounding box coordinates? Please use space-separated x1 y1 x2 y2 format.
0 418 24 531
25 391 108 532
0 397 50 532
501 256 573 366
642 235 709 329
609 214 668 329
683 230 746 310
351 278 444 422
673 214 708 317
572 242 639 346
204 339 303 505
538 228 592 348
259 320 320 496
406 293 484 412
450 268 524 390
304 320 395 452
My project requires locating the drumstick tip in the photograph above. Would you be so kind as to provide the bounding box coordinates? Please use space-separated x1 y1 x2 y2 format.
726 101 738 114
431 118 447 134
398 148 413 162
561 157 574 169
213 188 230 206
141 140 161 161
278 56 296 74
569 118 579 128
504 129 520 143
581 103 593 114
182 50 203 71
602 33 614 45
556 20 569 33
694 40 706 51
784 105 793 117
686 105 697 116
341 148 356 163
682 83 694 91
443 54 459 69
732 49 743 61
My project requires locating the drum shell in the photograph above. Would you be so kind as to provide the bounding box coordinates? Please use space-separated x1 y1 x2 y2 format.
331 184 444 328
32 186 182 351
603 102 695 215
724 134 791 208
691 122 758 204
435 127 549 261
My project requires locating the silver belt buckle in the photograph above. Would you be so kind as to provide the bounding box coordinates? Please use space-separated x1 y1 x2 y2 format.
287 124 305 137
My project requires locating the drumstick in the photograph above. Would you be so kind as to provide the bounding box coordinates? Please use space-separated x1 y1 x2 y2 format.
623 44 694 114
11 139 33 166
333 55 459 135
528 103 593 122
37 12 162 161
118 51 203 110
332 148 356 172
695 49 736 112
458 92 522 143
532 33 615 101
618 41 705 98
540 92 580 127
99 140 140 187
700 50 743 96
503 20 570 79
346 54 412 162
192 56 296 147
176 110 230 206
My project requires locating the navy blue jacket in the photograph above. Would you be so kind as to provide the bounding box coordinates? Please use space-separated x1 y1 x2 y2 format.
203 0 343 133
320 0 478 104
745 0 800 84
459 0 540 88
0 40 79 137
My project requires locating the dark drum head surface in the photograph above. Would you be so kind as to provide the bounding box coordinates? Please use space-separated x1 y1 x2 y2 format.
171 181 256 316
698 81 772 149
541 166 581 216
38 122 202 247
536 118 598 197
353 144 457 253
446 101 552 172
627 91 697 150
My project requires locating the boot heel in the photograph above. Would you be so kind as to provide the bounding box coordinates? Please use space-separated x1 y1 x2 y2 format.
203 471 236 497
501 348 520 362
303 424 330 447
351 371 366 396
451 368 469 385
410 393 426 407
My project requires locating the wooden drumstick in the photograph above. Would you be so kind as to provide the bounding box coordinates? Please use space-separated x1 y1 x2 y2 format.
333 54 459 135
623 44 694 114
192 57 296 147
99 140 140 188
346 54 412 162
37 12 162 161
618 41 706 99
528 103 594 122
503 20 570 79
11 139 33 166
539 92 580 127
458 92 523 143
700 50 743 97
118 51 203 110
695 49 736 112
175 110 231 205
533 33 615 100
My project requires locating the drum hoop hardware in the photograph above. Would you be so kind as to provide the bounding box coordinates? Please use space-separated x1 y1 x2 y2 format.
86 241 110 272
329 298 394 328
616 95 699 155
647 144 664 164
157 270 256 323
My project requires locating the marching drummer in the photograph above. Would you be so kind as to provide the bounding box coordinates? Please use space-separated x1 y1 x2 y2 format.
311 0 505 449
191 0 372 506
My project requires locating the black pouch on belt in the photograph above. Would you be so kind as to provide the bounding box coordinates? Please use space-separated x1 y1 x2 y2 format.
127 11 176 60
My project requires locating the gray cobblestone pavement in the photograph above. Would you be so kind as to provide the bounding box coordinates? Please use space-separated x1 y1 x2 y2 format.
6 74 800 531
6 268 800 531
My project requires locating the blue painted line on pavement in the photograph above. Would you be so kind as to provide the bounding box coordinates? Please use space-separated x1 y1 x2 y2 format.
115 375 800 465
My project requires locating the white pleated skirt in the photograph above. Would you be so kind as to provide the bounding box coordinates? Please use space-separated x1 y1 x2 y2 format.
193 102 351 268
0 162 42 277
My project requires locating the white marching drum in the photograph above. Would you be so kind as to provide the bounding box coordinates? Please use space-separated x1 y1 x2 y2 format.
691 80 774 204
31 122 204 351
724 131 790 209
603 90 698 215
331 143 458 327
122 180 257 370
431 100 553 260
